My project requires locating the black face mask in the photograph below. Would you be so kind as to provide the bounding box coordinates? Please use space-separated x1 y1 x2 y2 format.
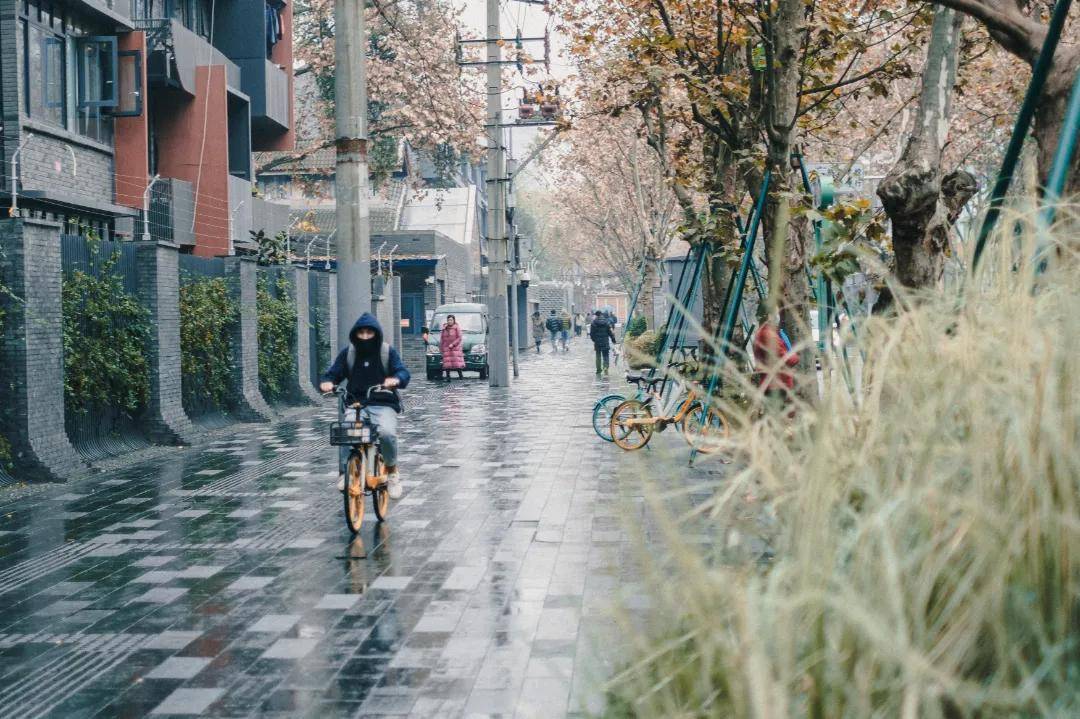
353 334 380 356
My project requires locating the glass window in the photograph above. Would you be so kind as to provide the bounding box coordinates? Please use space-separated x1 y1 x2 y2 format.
77 37 116 108
431 313 486 333
25 21 66 127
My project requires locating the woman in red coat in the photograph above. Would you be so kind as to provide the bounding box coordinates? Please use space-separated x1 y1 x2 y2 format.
752 305 799 413
439 314 466 380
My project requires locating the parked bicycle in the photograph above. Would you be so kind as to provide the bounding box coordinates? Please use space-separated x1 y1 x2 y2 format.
590 347 699 443
327 385 394 534
608 363 729 453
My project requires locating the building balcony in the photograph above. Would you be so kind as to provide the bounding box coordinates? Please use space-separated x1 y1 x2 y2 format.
236 59 290 142
135 19 241 95
147 177 195 247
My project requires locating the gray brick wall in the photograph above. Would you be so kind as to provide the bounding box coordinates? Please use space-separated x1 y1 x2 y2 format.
289 267 321 403
529 282 573 318
0 217 88 482
133 241 204 445
19 129 114 201
223 257 273 421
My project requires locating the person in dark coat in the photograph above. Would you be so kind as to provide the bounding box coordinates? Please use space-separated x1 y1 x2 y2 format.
545 310 562 352
589 310 618 375
320 312 411 498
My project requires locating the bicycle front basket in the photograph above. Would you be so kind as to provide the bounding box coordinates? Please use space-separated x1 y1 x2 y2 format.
330 422 372 446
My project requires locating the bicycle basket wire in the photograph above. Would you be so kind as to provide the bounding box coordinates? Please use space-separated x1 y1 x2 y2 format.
330 420 379 446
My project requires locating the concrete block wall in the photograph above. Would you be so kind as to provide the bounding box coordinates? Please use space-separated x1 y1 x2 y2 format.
224 257 274 421
289 267 321 403
0 218 88 482
133 241 204 444
530 282 574 318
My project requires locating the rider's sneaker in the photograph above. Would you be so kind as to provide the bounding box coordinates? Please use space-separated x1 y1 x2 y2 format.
387 470 403 499
336 474 346 493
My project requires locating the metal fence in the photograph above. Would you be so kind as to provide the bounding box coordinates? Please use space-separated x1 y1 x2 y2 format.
60 234 151 461
178 254 232 427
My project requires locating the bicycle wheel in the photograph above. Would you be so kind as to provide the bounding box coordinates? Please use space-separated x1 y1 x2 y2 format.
371 451 390 522
592 394 626 442
610 399 654 451
343 450 365 535
680 402 731 454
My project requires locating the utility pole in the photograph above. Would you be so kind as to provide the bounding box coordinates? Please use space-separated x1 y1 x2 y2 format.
506 156 520 379
334 0 371 351
484 0 510 387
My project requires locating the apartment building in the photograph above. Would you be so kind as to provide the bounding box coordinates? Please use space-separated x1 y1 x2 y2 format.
0 0 293 254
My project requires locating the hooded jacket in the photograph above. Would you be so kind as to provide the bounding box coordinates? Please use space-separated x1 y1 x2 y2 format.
589 315 616 350
322 313 410 412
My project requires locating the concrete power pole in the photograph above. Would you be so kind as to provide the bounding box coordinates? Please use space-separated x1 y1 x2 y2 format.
334 0 371 350
484 0 511 387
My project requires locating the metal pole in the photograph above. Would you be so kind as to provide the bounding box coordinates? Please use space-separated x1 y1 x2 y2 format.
142 174 161 242
334 0 371 348
485 0 510 386
972 0 1073 270
509 232 520 378
9 133 33 217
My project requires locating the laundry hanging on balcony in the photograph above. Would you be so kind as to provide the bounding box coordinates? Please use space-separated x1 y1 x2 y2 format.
266 0 286 57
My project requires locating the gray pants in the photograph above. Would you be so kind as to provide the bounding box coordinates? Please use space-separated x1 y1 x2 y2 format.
338 405 399 472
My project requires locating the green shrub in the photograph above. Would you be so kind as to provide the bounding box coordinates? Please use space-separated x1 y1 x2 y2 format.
180 275 238 411
257 273 297 402
61 251 150 416
625 314 648 338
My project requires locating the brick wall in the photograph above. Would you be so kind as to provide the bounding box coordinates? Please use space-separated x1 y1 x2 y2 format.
19 130 114 201
223 257 273 420
0 217 87 481
289 267 321 402
134 241 203 444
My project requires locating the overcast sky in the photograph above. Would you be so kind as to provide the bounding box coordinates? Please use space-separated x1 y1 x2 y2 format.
458 0 570 179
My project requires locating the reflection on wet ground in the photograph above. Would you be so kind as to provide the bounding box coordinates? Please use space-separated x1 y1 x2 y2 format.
0 342 723 717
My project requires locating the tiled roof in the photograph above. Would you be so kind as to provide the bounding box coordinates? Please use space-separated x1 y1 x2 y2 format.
255 148 336 173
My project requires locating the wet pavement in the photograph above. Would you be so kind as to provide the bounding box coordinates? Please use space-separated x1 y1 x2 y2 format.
0 340 724 718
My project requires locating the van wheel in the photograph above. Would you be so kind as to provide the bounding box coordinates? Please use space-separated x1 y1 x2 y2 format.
479 366 488 380
426 369 438 381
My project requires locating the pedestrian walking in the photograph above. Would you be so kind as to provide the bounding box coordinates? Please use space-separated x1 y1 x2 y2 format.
559 309 572 351
751 304 799 414
439 314 466 380
530 311 544 354
545 310 562 352
573 313 584 337
589 310 617 375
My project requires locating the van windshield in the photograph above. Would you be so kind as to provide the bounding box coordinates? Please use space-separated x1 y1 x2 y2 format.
432 313 485 333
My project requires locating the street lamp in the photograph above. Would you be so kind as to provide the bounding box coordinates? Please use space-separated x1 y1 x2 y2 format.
142 174 161 242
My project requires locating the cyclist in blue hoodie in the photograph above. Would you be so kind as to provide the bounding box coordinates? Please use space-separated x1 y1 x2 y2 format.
319 313 411 499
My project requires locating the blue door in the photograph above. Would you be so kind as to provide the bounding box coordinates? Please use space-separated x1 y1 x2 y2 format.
402 293 424 334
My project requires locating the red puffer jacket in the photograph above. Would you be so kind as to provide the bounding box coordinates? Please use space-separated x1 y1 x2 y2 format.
439 324 466 370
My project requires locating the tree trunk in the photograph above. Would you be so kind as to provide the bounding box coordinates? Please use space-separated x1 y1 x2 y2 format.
762 0 807 348
877 7 971 289
1033 49 1080 199
638 252 658 329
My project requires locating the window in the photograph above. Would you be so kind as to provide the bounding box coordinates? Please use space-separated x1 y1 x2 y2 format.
22 18 66 127
77 37 116 109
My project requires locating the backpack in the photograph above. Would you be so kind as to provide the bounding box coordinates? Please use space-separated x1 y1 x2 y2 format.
346 341 391 374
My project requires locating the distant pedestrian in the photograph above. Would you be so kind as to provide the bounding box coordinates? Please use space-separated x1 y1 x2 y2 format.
752 304 799 414
559 309 572 351
530 312 544 354
545 310 561 352
439 314 466 380
573 313 584 337
589 310 617 375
